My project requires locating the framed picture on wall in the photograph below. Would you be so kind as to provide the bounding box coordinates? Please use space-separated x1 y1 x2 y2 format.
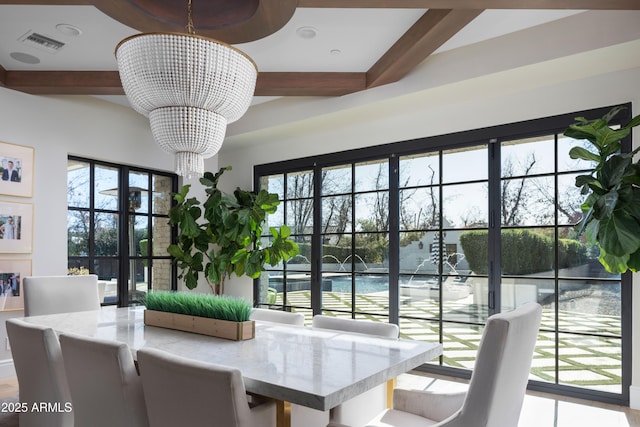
0 141 34 198
0 258 30 312
0 202 33 253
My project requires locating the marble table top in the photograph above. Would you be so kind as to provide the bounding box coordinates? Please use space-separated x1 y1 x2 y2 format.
20 307 442 411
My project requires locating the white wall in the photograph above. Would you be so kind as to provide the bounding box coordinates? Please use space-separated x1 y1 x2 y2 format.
0 88 177 373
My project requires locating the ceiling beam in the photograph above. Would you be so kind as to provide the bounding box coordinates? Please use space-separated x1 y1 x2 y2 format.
2 70 367 97
256 72 366 96
0 65 6 87
298 0 640 9
4 71 124 95
367 9 483 89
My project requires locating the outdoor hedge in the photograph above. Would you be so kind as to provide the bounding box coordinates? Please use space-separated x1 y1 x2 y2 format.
460 229 586 275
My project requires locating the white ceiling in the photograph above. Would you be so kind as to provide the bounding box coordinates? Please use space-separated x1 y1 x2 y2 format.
0 5 585 108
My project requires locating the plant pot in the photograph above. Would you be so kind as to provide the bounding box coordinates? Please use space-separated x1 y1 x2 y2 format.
144 310 255 341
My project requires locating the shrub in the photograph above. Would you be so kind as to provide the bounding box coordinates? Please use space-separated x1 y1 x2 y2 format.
460 229 587 275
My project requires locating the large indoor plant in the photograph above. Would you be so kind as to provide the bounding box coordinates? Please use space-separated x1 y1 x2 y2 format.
168 166 299 294
565 106 640 273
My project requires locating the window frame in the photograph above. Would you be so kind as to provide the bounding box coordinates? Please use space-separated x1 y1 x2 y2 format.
67 156 178 306
254 104 633 405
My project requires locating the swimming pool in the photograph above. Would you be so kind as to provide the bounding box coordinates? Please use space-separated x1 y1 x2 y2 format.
328 275 389 294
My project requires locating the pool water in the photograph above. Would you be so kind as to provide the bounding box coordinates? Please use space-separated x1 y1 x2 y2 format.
328 275 389 294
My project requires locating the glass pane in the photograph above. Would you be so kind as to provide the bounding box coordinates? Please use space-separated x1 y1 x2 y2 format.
322 273 353 312
500 176 555 226
442 145 487 183
266 207 284 229
557 232 618 280
502 136 555 177
441 321 484 370
94 212 118 256
67 259 90 275
94 165 119 211
132 215 148 257
151 216 171 256
399 188 439 230
355 233 388 270
321 196 351 233
355 192 389 232
322 165 352 196
458 229 489 276
152 174 173 215
399 318 439 347
129 172 149 214
400 153 439 188
557 281 621 336
322 234 352 271
287 235 311 269
442 183 487 228
287 200 314 235
287 170 314 199
68 210 89 256
557 173 585 226
67 159 90 208
261 174 284 199
558 135 596 173
128 258 147 305
94 258 118 284
500 278 553 312
400 232 434 275
501 228 554 276
557 333 621 393
532 327 557 384
354 275 389 313
151 259 172 291
355 160 388 192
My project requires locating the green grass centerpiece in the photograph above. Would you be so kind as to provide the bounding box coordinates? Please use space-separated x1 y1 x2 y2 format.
143 291 254 340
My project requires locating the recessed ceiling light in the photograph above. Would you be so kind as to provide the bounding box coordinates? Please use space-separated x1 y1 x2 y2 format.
56 23 82 37
296 26 317 39
10 51 40 64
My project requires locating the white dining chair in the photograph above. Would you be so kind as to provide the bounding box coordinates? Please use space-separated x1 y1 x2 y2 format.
23 274 101 316
330 302 543 427
137 347 277 427
307 315 400 427
312 315 399 338
5 318 73 427
59 333 148 427
250 308 305 326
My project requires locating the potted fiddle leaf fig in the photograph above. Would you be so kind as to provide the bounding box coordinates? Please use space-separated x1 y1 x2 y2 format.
167 166 299 295
565 106 640 273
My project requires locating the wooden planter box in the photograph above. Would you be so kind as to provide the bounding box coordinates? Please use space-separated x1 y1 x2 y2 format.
144 310 255 341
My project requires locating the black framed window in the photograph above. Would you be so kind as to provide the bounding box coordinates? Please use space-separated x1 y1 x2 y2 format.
67 157 177 306
254 104 632 405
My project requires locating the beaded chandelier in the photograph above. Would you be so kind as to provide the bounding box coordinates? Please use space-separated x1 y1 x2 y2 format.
115 0 257 178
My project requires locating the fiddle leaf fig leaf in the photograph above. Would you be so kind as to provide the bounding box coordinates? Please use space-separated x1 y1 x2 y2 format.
565 106 640 273
597 210 640 257
167 166 299 294
569 146 600 163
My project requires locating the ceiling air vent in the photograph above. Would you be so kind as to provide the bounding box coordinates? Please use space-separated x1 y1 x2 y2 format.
18 31 65 54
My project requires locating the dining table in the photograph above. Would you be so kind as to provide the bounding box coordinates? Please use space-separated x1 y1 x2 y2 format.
19 306 442 427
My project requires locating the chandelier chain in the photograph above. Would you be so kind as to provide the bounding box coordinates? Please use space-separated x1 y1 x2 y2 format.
186 0 195 34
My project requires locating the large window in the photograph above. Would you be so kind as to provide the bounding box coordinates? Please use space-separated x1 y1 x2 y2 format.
254 105 632 405
67 157 177 306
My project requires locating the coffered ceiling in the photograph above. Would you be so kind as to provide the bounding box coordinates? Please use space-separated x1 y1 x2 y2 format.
0 0 639 103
